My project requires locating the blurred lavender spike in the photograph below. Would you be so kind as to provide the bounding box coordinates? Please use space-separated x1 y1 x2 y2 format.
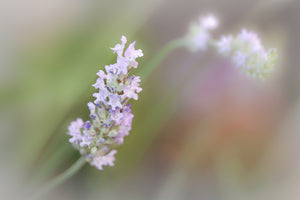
185 14 278 80
217 29 278 80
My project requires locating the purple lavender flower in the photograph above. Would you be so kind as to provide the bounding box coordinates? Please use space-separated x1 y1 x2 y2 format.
216 29 278 79
67 36 143 170
185 14 219 51
200 15 219 30
216 35 233 55
232 51 247 68
92 150 117 170
67 118 83 144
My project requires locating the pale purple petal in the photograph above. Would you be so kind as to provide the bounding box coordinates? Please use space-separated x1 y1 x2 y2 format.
96 70 106 79
111 36 127 57
93 88 109 104
67 118 84 144
217 35 232 54
232 51 247 68
116 56 130 74
192 30 210 50
108 94 122 110
92 150 117 170
125 41 143 61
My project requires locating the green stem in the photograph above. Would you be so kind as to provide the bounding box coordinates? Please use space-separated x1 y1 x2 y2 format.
29 156 86 200
139 38 185 79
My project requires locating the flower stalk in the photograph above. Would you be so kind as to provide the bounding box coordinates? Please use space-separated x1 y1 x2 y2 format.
139 38 185 79
29 157 86 200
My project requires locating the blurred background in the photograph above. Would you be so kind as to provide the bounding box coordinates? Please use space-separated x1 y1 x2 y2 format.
1 0 300 199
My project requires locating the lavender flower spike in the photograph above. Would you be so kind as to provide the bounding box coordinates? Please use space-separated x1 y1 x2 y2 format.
67 36 143 170
216 29 278 79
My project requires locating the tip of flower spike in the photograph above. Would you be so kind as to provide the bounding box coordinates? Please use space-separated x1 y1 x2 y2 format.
111 36 128 56
121 35 127 43
185 14 218 51
200 15 219 30
265 48 278 72
267 48 278 63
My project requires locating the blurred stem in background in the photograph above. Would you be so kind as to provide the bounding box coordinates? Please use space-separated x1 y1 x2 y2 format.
139 38 186 79
29 157 86 200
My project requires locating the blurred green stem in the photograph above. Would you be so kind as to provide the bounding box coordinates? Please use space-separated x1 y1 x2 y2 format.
29 157 86 200
139 38 186 79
